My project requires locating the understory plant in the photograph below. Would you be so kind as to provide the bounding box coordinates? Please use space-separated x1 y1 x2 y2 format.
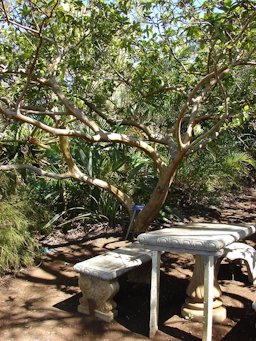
0 199 38 272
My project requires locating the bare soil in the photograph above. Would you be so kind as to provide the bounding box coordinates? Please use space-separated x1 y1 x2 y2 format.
0 188 255 341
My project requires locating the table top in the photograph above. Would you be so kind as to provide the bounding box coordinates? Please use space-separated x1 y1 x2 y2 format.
138 222 256 256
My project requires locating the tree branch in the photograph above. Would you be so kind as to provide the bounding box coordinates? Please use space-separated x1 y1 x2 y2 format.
21 109 69 116
58 136 134 211
13 1 59 109
82 98 169 144
41 78 102 133
0 102 166 171
15 21 45 109
72 170 134 212
0 162 134 212
141 85 186 98
0 164 71 179
188 88 230 154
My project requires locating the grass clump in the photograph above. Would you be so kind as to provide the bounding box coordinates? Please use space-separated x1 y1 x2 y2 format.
0 200 38 272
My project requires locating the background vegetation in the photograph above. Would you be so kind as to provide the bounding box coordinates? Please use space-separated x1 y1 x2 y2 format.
0 0 255 271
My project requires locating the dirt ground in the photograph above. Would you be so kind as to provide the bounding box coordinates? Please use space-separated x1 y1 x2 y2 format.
0 188 255 341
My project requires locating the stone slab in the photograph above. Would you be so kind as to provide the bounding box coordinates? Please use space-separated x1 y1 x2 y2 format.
74 242 151 280
138 223 256 256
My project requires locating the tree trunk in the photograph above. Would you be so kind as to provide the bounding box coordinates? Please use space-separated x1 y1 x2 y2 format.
134 151 186 232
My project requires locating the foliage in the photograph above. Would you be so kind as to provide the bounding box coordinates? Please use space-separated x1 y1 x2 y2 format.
0 0 255 234
0 171 54 272
175 147 255 206
0 198 39 272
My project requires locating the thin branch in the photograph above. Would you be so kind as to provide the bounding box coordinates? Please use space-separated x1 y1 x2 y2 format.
1 17 40 35
0 164 71 179
173 65 232 150
95 41 144 96
62 31 90 59
21 109 69 116
41 78 102 133
0 0 8 19
58 135 134 210
82 98 168 144
182 80 217 147
15 22 45 110
183 71 231 153
231 11 256 47
14 1 59 109
27 0 53 18
48 21 63 76
141 85 186 98
0 102 166 171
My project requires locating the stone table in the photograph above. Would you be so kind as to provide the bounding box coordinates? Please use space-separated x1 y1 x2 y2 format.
138 222 256 341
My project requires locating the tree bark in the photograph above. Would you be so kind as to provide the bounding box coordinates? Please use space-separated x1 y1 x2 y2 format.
134 151 186 232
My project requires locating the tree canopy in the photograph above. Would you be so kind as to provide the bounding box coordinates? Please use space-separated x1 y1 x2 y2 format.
0 0 255 231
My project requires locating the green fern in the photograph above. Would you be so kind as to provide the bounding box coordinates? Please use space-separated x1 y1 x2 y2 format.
224 152 256 176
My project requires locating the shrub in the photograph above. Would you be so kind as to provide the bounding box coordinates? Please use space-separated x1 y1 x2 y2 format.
0 199 39 272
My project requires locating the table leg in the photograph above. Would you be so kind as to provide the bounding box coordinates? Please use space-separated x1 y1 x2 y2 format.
150 250 160 338
202 255 214 341
181 255 226 323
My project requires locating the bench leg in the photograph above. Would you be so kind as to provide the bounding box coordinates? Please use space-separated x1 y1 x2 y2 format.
150 251 161 338
202 255 214 341
78 274 119 322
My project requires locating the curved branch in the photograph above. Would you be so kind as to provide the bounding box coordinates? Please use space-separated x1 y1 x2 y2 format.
0 103 94 140
0 164 71 179
0 103 165 171
141 85 186 98
82 98 169 145
0 162 134 212
21 109 69 116
40 78 102 133
58 135 134 211
73 170 134 212
15 18 46 109
176 66 230 128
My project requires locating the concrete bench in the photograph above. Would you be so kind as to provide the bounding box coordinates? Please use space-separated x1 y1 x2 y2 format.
219 242 256 284
74 242 151 321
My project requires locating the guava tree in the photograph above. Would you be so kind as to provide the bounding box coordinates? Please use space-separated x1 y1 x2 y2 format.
0 0 255 232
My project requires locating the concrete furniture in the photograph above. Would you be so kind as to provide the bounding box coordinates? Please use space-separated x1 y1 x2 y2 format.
138 222 256 341
74 242 151 322
220 242 256 284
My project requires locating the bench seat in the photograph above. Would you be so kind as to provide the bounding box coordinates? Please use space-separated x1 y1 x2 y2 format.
74 242 151 321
